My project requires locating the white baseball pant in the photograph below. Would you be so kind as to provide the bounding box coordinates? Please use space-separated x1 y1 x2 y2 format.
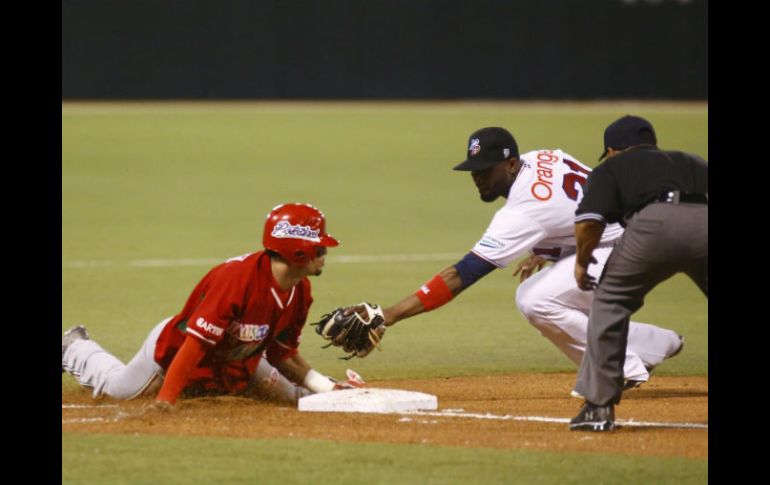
515 245 682 382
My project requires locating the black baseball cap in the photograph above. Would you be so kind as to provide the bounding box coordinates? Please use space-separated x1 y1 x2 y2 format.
599 115 657 160
453 127 519 171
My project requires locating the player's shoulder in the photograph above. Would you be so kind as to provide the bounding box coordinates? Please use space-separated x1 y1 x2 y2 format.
520 148 561 160
519 148 570 158
519 148 584 166
212 251 263 277
222 250 262 266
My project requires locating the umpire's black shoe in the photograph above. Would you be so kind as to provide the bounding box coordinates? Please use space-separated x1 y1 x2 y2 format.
62 325 90 373
569 401 616 432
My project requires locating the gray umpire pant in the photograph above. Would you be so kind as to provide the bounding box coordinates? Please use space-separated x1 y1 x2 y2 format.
574 201 708 406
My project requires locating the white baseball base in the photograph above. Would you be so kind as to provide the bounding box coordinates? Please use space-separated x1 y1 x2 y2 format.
298 388 438 414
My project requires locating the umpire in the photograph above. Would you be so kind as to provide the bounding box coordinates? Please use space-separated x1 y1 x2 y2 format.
569 115 708 432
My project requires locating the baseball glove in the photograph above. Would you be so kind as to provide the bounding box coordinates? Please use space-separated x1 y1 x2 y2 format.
312 302 386 359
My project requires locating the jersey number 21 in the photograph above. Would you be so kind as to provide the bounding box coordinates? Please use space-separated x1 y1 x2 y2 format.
562 159 590 201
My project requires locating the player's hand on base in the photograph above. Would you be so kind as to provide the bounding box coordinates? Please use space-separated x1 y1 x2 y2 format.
512 255 548 283
331 369 366 390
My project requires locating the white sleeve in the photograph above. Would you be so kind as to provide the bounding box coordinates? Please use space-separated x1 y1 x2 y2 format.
471 205 547 268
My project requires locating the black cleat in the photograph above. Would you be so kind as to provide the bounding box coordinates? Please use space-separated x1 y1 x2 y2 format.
62 325 90 373
623 379 645 390
569 401 616 432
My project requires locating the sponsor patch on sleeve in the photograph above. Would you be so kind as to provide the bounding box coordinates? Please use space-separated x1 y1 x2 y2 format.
194 317 225 337
478 235 505 249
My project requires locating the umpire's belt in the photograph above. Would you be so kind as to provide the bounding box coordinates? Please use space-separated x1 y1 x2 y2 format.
656 190 708 205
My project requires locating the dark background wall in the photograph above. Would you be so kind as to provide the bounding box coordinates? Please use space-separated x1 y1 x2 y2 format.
62 0 707 100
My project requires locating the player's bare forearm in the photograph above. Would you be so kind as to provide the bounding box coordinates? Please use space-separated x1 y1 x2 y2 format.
275 353 312 385
383 266 464 326
574 220 606 267
382 294 423 326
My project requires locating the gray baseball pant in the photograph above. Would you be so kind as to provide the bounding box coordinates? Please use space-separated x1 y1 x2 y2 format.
63 317 310 402
574 202 707 406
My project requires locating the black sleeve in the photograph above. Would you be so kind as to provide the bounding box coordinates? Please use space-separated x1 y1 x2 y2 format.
575 163 624 224
453 252 497 289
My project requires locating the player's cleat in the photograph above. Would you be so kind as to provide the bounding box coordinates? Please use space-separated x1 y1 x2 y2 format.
623 379 645 390
62 325 90 373
569 401 616 432
570 389 584 399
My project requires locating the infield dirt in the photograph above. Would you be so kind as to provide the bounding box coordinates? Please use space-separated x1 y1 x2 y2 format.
62 372 707 459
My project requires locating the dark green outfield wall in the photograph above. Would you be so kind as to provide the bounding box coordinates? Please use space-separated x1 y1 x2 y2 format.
62 0 707 99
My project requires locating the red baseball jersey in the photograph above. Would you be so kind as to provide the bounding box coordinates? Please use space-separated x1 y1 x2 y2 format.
154 251 313 395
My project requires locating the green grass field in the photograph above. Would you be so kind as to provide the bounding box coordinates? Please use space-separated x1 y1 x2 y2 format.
63 434 706 485
62 101 708 484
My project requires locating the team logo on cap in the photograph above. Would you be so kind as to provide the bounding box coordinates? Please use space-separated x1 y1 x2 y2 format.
469 138 481 156
271 221 321 242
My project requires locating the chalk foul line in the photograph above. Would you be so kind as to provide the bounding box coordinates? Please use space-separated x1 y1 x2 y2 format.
402 409 708 429
62 403 707 430
62 404 118 409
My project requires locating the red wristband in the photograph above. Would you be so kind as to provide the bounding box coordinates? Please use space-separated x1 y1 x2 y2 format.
414 274 454 311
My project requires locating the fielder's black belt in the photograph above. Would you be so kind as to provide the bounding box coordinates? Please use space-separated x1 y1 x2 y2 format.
656 190 708 205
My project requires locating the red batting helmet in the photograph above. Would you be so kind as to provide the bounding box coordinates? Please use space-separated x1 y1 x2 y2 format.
262 203 339 265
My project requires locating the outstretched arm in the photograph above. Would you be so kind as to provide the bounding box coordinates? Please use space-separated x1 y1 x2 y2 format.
275 352 313 385
382 252 496 326
277 352 337 392
383 265 462 326
276 352 362 392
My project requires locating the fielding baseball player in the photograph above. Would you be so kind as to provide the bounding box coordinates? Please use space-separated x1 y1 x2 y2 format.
62 203 364 407
345 127 683 388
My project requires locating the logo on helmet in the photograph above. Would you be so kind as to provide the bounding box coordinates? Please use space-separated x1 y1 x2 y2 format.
469 138 481 156
271 221 321 242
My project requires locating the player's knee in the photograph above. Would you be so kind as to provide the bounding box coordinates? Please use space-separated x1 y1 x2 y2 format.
516 292 548 324
518 296 568 338
98 367 160 400
100 381 145 400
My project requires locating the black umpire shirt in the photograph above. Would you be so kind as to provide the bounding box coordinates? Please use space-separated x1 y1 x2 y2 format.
575 145 708 226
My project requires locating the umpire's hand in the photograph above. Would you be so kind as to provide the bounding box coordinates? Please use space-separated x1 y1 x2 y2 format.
574 256 598 291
